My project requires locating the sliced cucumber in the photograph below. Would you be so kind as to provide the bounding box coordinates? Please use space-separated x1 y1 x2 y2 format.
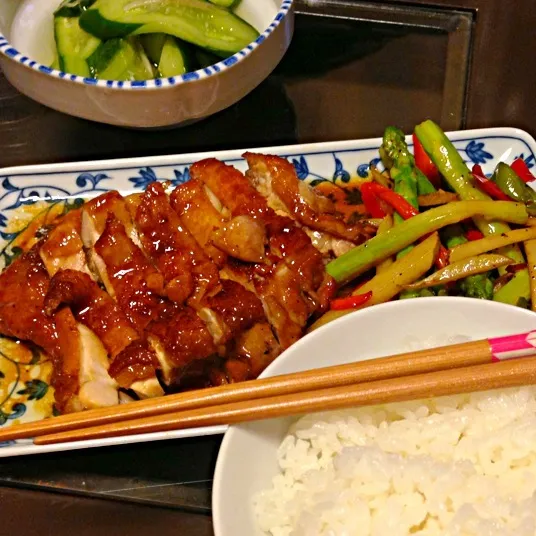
140 33 166 66
158 37 190 77
54 15 101 77
87 37 155 81
79 0 259 56
140 34 192 77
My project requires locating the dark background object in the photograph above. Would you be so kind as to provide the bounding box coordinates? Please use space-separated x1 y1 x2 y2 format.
0 0 535 534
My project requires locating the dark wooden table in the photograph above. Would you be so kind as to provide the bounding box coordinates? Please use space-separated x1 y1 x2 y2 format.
0 1 534 533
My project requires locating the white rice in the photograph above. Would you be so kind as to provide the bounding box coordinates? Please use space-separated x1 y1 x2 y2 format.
253 335 536 536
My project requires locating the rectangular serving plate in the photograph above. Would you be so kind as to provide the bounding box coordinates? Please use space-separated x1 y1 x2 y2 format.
1 126 535 458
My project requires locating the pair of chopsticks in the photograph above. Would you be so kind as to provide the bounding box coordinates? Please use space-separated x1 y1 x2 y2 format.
2 329 536 446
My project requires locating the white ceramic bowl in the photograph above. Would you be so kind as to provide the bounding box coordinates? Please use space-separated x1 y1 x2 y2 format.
212 296 536 536
0 0 294 128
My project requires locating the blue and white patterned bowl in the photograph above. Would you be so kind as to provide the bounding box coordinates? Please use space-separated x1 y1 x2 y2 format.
0 0 294 128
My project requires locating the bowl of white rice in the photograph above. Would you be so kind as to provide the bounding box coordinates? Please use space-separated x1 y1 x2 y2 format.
212 296 536 536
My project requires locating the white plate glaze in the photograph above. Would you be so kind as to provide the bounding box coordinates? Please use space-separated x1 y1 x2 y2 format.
0 126 535 457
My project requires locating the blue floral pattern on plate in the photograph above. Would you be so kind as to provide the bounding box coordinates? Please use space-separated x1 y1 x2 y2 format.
0 127 535 457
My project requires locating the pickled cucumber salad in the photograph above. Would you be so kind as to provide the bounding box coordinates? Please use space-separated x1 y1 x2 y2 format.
51 0 259 80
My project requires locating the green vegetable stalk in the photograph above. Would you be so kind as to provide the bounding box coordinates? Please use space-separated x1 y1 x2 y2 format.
380 127 419 259
414 119 530 306
380 126 431 298
494 162 536 208
442 224 493 300
326 200 528 285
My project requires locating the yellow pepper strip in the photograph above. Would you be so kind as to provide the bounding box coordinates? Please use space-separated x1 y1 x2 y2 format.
404 254 514 290
449 227 536 263
524 239 536 311
309 233 440 332
376 214 394 275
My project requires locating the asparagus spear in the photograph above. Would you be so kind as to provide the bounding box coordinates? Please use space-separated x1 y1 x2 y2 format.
380 126 430 298
380 127 419 259
414 120 530 306
380 126 436 195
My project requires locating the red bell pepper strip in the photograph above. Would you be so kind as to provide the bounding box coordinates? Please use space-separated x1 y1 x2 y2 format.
471 164 511 201
413 134 441 188
330 290 373 311
466 229 485 241
360 182 386 218
511 158 536 184
365 182 419 219
435 246 449 269
364 182 449 269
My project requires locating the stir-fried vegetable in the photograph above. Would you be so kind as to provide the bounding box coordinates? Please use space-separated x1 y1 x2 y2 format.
494 162 536 206
313 233 440 330
471 165 511 201
326 200 528 285
330 291 373 311
440 224 493 299
404 254 514 290
524 239 536 312
511 158 536 184
449 227 536 263
413 133 441 189
417 191 458 207
361 182 387 218
375 215 394 275
414 119 530 306
314 122 536 331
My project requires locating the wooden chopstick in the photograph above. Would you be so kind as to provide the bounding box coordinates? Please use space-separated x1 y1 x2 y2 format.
35 356 536 445
0 338 491 442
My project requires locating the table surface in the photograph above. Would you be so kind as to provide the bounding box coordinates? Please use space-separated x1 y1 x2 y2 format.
0 3 516 534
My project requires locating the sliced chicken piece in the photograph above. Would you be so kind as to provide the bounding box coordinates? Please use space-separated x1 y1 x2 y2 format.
54 307 119 413
44 269 139 358
189 158 273 221
266 216 326 298
212 216 266 263
146 303 217 373
233 322 281 379
108 340 161 391
171 178 266 264
222 358 250 383
221 260 303 350
94 215 164 332
0 246 60 358
303 228 356 258
244 152 372 243
51 307 81 412
0 248 120 414
81 191 143 297
198 279 266 347
81 191 141 249
134 182 221 307
40 207 162 402
170 179 228 266
39 209 93 278
190 158 326 298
